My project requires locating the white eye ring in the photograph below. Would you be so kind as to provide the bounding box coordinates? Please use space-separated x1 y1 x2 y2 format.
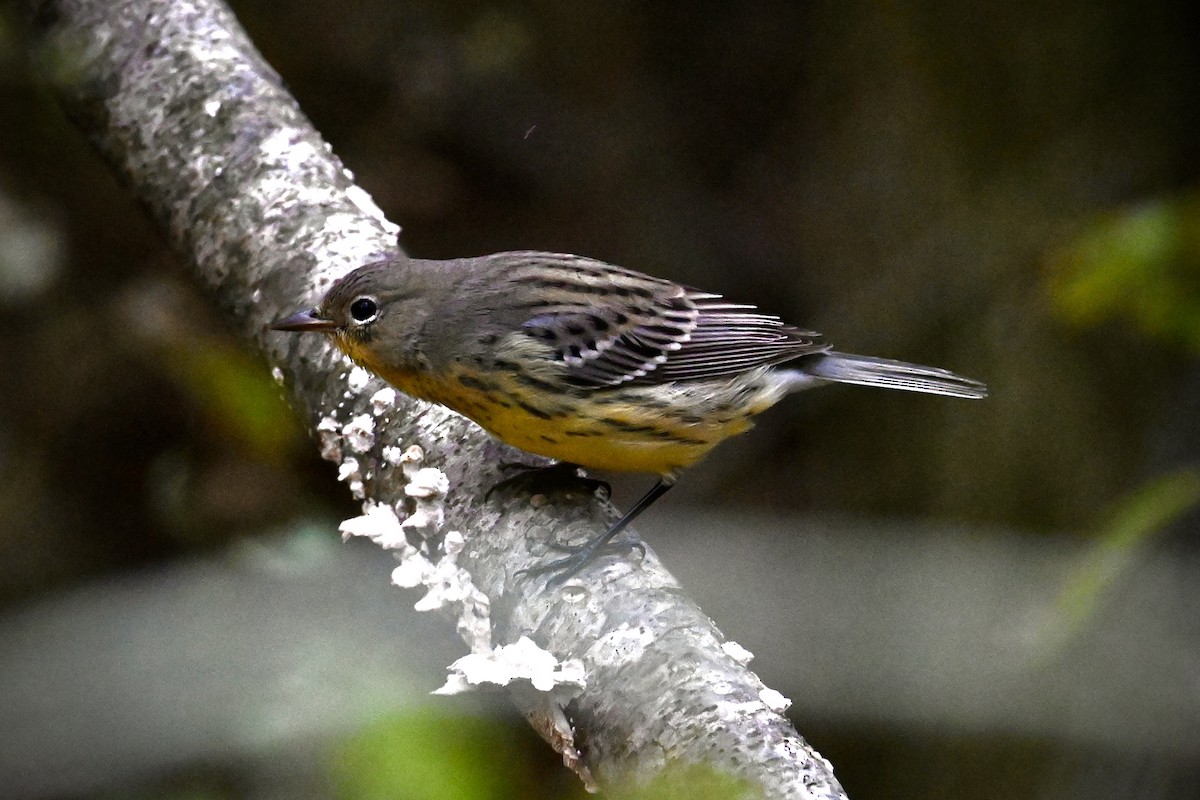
348 296 379 324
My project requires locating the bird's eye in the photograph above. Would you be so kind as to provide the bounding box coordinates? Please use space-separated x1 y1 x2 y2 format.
349 297 378 323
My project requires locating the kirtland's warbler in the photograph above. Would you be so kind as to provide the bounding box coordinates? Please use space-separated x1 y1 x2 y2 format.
272 251 986 580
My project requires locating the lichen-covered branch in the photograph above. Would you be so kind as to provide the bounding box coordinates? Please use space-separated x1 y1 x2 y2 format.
24 0 846 796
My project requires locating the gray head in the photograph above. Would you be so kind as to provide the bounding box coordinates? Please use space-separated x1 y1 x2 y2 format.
270 258 438 373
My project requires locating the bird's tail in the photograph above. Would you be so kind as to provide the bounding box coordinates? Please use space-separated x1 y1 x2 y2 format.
784 352 987 399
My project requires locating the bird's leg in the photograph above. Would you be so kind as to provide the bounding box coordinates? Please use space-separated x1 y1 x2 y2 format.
484 461 611 503
522 479 673 586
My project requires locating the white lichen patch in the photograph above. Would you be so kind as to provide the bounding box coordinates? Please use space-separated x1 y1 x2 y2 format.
721 641 755 665
405 467 448 498
396 552 480 610
759 687 791 713
341 413 375 453
337 456 364 498
370 387 397 413
434 636 586 696
316 415 342 462
340 446 492 664
259 126 308 164
400 466 448 536
340 502 411 552
344 184 397 230
442 530 465 557
347 366 372 391
320 210 401 255
396 445 426 480
382 445 405 466
388 536 492 651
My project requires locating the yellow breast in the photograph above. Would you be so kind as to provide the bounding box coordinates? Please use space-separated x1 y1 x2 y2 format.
370 368 751 478
337 335 777 477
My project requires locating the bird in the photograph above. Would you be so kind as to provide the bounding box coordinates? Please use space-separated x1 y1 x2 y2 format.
272 251 986 581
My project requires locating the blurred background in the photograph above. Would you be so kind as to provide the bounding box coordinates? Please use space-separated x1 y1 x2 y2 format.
1 0 1198 798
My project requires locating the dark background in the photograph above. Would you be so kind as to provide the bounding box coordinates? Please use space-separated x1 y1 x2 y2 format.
1 1 1198 798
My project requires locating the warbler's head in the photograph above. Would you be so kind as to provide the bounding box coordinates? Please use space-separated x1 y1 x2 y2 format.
270 259 433 373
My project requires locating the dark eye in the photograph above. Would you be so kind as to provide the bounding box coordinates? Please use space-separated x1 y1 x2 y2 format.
349 297 378 323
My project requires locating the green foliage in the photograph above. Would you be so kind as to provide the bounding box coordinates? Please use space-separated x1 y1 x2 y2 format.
1050 194 1200 350
332 710 541 800
1044 196 1200 644
609 762 763 800
168 339 302 462
1056 468 1200 626
331 712 764 800
1026 468 1200 655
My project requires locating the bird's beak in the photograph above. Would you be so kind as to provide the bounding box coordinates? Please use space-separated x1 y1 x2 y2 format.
269 308 339 332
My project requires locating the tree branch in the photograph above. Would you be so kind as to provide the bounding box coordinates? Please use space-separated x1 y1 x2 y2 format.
25 0 846 795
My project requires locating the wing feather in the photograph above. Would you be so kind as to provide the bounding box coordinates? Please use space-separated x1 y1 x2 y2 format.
502 252 827 388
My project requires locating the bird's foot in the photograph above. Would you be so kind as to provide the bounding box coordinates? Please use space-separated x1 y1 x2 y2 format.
519 532 645 587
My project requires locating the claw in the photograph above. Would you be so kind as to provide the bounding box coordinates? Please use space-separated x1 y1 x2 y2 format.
519 537 646 586
519 479 672 587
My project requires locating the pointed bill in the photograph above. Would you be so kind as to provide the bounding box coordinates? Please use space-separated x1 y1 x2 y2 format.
270 308 338 332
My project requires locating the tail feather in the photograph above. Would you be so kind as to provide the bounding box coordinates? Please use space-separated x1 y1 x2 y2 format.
792 352 987 399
